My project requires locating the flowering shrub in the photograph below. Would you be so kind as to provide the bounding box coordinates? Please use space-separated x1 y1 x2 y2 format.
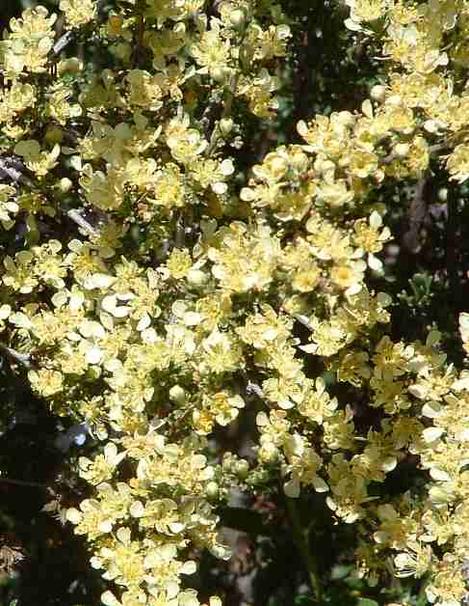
0 1 468 605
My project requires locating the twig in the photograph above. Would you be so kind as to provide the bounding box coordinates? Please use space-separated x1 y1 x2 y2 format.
382 143 449 166
53 31 74 55
446 185 460 307
205 20 249 158
402 175 429 253
132 0 146 67
246 382 264 398
205 75 238 157
67 209 98 236
285 496 322 603
0 157 34 188
174 214 185 248
0 343 32 369
1 156 101 238
292 313 314 331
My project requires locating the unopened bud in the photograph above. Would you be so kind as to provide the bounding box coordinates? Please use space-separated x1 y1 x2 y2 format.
219 118 234 137
222 453 235 471
206 481 219 499
229 9 246 27
187 268 208 287
259 443 278 463
57 177 73 193
211 66 227 82
58 57 83 75
169 384 186 404
370 84 386 102
235 459 249 479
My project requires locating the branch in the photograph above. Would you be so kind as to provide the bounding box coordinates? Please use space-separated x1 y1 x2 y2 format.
292 313 314 331
402 175 429 253
446 185 460 306
285 496 322 603
53 31 75 55
67 209 98 236
382 143 449 166
174 214 185 248
0 156 103 238
0 157 34 188
246 382 264 398
0 342 32 369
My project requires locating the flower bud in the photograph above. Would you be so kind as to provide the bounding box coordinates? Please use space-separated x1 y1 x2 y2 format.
187 268 208 287
58 57 83 75
206 481 219 499
259 443 278 463
211 66 227 82
370 84 386 102
57 177 73 193
222 453 235 471
219 118 234 137
169 384 186 404
235 459 249 479
229 9 246 27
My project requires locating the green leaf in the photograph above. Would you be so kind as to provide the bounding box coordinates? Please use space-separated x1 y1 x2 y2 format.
330 564 353 580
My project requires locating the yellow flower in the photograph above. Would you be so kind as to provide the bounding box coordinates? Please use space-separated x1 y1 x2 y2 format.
166 249 192 279
193 391 245 434
208 222 281 293
394 543 433 579
1 7 57 75
447 144 469 183
191 27 231 81
28 368 64 397
126 70 163 111
60 0 97 27
3 251 36 293
46 84 82 125
198 329 242 375
0 82 36 123
80 166 125 210
79 442 126 485
346 0 388 23
330 260 367 296
0 184 19 228
348 149 379 179
14 140 60 177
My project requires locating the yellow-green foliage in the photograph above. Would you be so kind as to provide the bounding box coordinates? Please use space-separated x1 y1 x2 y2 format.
0 1 468 605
